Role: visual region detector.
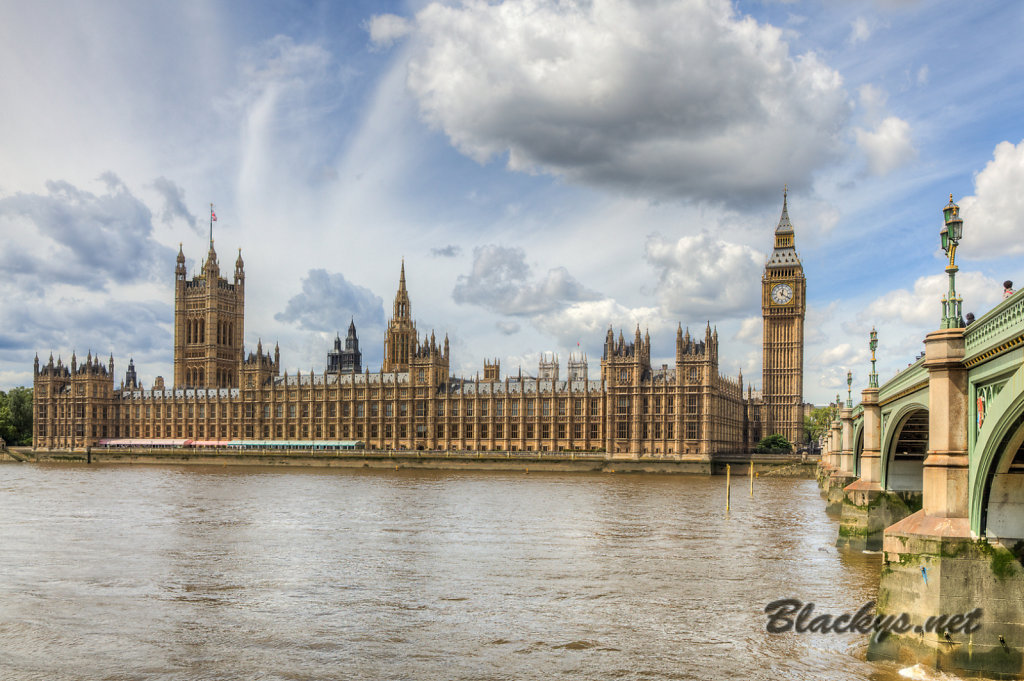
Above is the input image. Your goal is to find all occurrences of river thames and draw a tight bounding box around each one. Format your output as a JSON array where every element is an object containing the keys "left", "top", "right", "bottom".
[{"left": 0, "top": 465, "right": 929, "bottom": 680}]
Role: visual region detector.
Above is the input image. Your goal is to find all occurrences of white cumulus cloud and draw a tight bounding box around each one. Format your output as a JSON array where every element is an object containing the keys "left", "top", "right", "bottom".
[
  {"left": 849, "top": 17, "right": 871, "bottom": 44},
  {"left": 393, "top": 0, "right": 851, "bottom": 205},
  {"left": 367, "top": 14, "right": 414, "bottom": 49},
  {"left": 532, "top": 299, "right": 664, "bottom": 350},
  {"left": 645, "top": 232, "right": 763, "bottom": 318},
  {"left": 864, "top": 271, "right": 1002, "bottom": 327},
  {"left": 452, "top": 244, "right": 600, "bottom": 316},
  {"left": 855, "top": 116, "right": 916, "bottom": 175},
  {"left": 959, "top": 139, "right": 1024, "bottom": 258}
]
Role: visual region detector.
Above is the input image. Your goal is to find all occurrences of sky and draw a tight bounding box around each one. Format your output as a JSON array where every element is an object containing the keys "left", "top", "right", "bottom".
[{"left": 0, "top": 0, "right": 1022, "bottom": 406}]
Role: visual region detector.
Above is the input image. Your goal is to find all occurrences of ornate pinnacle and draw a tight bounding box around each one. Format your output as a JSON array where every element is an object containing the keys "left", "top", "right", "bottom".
[
  {"left": 940, "top": 193, "right": 965, "bottom": 329},
  {"left": 868, "top": 328, "right": 879, "bottom": 388}
]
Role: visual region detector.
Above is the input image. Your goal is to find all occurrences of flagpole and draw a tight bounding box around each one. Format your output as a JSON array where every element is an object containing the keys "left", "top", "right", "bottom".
[{"left": 209, "top": 203, "right": 213, "bottom": 247}]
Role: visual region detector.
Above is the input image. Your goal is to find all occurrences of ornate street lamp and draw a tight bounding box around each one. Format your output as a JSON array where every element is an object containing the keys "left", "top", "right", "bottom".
[
  {"left": 941, "top": 194, "right": 965, "bottom": 328},
  {"left": 846, "top": 370, "right": 853, "bottom": 408},
  {"left": 868, "top": 328, "right": 879, "bottom": 388}
]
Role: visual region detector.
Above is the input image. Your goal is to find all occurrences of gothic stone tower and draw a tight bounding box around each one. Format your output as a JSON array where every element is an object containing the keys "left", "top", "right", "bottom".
[
  {"left": 173, "top": 241, "right": 245, "bottom": 389},
  {"left": 383, "top": 261, "right": 415, "bottom": 373},
  {"left": 327, "top": 319, "right": 362, "bottom": 374},
  {"left": 761, "top": 189, "right": 806, "bottom": 445}
]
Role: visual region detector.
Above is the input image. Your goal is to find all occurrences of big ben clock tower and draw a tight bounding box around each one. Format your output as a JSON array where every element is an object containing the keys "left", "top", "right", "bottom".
[{"left": 762, "top": 187, "right": 806, "bottom": 445}]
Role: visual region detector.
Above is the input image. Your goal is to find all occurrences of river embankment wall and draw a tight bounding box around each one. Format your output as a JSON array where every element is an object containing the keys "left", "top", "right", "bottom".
[{"left": 16, "top": 447, "right": 816, "bottom": 476}]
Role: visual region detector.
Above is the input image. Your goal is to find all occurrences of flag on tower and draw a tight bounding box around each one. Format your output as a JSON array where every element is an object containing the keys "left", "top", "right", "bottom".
[{"left": 211, "top": 208, "right": 217, "bottom": 221}]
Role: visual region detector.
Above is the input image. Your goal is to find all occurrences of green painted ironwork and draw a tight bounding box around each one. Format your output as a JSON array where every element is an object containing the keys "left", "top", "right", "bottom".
[
  {"left": 964, "top": 289, "right": 1024, "bottom": 362},
  {"left": 940, "top": 194, "right": 964, "bottom": 329},
  {"left": 869, "top": 328, "right": 879, "bottom": 388}
]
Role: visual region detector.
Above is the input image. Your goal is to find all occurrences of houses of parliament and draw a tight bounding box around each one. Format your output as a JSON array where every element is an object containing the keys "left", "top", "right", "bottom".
[{"left": 32, "top": 194, "right": 808, "bottom": 457}]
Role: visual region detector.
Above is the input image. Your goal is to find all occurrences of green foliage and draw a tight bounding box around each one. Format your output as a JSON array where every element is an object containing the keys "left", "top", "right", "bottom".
[
  {"left": 755, "top": 434, "right": 792, "bottom": 453},
  {"left": 0, "top": 386, "right": 33, "bottom": 446},
  {"left": 804, "top": 405, "right": 838, "bottom": 441},
  {"left": 977, "top": 539, "right": 1020, "bottom": 580}
]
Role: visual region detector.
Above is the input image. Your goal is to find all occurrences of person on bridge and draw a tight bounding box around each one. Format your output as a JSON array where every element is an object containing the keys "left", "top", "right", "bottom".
[{"left": 1004, "top": 280, "right": 1015, "bottom": 299}]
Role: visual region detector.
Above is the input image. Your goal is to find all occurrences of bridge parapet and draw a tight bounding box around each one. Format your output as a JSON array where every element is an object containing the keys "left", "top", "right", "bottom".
[
  {"left": 964, "top": 288, "right": 1024, "bottom": 365},
  {"left": 878, "top": 356, "right": 927, "bottom": 405}
]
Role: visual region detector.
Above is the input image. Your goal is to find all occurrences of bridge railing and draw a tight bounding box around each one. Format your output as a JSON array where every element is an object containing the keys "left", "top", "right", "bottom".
[{"left": 964, "top": 289, "right": 1024, "bottom": 364}]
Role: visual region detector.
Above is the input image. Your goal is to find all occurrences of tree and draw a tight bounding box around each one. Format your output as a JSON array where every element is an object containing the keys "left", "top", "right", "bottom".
[
  {"left": 755, "top": 434, "right": 792, "bottom": 453},
  {"left": 0, "top": 387, "right": 33, "bottom": 446},
  {"left": 804, "top": 405, "right": 838, "bottom": 442}
]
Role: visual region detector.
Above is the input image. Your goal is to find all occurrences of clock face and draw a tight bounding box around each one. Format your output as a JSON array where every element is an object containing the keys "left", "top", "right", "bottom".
[{"left": 771, "top": 283, "right": 794, "bottom": 305}]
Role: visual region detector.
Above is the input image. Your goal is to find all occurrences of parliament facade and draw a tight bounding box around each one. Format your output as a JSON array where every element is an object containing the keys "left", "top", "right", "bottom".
[{"left": 32, "top": 196, "right": 807, "bottom": 457}]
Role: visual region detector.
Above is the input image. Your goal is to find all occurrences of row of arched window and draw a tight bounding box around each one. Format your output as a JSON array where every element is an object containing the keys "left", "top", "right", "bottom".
[
  {"left": 184, "top": 367, "right": 235, "bottom": 388},
  {"left": 187, "top": 319, "right": 205, "bottom": 344},
  {"left": 186, "top": 319, "right": 235, "bottom": 346}
]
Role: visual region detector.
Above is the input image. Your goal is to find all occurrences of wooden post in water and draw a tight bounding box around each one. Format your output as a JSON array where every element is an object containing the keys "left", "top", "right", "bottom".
[
  {"left": 726, "top": 464, "right": 731, "bottom": 511},
  {"left": 749, "top": 460, "right": 754, "bottom": 496}
]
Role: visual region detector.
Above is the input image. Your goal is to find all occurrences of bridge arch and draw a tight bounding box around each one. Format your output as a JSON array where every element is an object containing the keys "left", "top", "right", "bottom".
[
  {"left": 853, "top": 420, "right": 864, "bottom": 477},
  {"left": 881, "top": 403, "right": 929, "bottom": 492},
  {"left": 972, "top": 364, "right": 1024, "bottom": 540}
]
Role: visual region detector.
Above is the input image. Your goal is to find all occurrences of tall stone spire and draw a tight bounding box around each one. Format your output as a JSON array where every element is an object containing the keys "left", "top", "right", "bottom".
[
  {"left": 176, "top": 243, "right": 186, "bottom": 280},
  {"left": 394, "top": 259, "right": 411, "bottom": 320},
  {"left": 768, "top": 186, "right": 800, "bottom": 267},
  {"left": 384, "top": 262, "right": 415, "bottom": 371},
  {"left": 775, "top": 184, "right": 793, "bottom": 235}
]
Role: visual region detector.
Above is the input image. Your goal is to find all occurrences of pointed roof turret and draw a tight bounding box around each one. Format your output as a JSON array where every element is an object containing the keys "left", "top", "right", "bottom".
[
  {"left": 775, "top": 184, "right": 793, "bottom": 235},
  {"left": 125, "top": 357, "right": 137, "bottom": 388},
  {"left": 768, "top": 185, "right": 801, "bottom": 268},
  {"left": 203, "top": 239, "right": 219, "bottom": 278},
  {"left": 391, "top": 260, "right": 412, "bottom": 321}
]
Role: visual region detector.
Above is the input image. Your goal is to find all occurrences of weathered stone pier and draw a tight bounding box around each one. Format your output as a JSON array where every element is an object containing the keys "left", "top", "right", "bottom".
[{"left": 819, "top": 195, "right": 1024, "bottom": 677}]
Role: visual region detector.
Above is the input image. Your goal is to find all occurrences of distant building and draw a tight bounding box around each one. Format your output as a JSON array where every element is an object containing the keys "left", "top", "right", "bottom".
[
  {"left": 33, "top": 194, "right": 806, "bottom": 456},
  {"left": 327, "top": 320, "right": 362, "bottom": 375}
]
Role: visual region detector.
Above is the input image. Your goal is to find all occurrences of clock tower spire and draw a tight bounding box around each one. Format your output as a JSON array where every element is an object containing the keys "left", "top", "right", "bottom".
[{"left": 761, "top": 186, "right": 806, "bottom": 447}]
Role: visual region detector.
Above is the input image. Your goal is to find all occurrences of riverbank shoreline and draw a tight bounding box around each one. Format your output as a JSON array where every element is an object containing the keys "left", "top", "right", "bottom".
[{"left": 7, "top": 447, "right": 816, "bottom": 477}]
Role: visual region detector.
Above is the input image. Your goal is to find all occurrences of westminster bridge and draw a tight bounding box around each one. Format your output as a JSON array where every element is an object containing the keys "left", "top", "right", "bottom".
[{"left": 818, "top": 196, "right": 1024, "bottom": 676}]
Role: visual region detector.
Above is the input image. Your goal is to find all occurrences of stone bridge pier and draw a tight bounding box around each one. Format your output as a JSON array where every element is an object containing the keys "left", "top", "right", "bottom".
[
  {"left": 832, "top": 195, "right": 1024, "bottom": 677},
  {"left": 820, "top": 413, "right": 857, "bottom": 513},
  {"left": 824, "top": 409, "right": 858, "bottom": 515},
  {"left": 868, "top": 326, "right": 1024, "bottom": 677}
]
